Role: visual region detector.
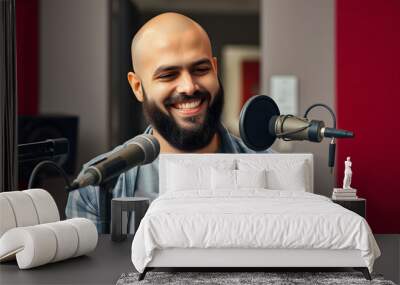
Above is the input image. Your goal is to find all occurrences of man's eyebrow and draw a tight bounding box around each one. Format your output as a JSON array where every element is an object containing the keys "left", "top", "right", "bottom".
[
  {"left": 153, "top": 58, "right": 212, "bottom": 76},
  {"left": 190, "top": 58, "right": 212, "bottom": 67},
  {"left": 153, "top": 65, "right": 180, "bottom": 76}
]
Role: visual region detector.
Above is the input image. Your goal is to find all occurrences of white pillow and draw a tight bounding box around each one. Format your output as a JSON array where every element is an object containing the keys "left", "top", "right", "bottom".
[
  {"left": 211, "top": 168, "right": 236, "bottom": 190},
  {"left": 266, "top": 165, "right": 306, "bottom": 191},
  {"left": 238, "top": 159, "right": 308, "bottom": 191},
  {"left": 211, "top": 169, "right": 267, "bottom": 190},
  {"left": 166, "top": 159, "right": 235, "bottom": 192},
  {"left": 167, "top": 162, "right": 209, "bottom": 191},
  {"left": 236, "top": 169, "right": 267, "bottom": 189}
]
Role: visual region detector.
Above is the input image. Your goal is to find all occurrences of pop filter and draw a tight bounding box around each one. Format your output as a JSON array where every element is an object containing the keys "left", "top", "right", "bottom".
[{"left": 239, "top": 95, "right": 280, "bottom": 151}]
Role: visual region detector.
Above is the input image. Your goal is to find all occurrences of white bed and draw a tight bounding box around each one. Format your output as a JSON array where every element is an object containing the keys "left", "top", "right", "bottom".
[{"left": 131, "top": 154, "right": 380, "bottom": 280}]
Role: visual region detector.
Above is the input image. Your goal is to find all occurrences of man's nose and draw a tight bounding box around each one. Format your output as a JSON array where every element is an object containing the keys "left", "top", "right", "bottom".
[{"left": 176, "top": 72, "right": 197, "bottom": 95}]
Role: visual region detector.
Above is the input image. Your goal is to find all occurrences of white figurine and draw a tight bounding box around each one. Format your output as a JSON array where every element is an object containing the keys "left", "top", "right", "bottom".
[{"left": 343, "top": 157, "right": 353, "bottom": 189}]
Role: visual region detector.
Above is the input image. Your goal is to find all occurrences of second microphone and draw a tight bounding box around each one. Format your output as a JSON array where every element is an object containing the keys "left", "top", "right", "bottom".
[{"left": 68, "top": 134, "right": 160, "bottom": 191}]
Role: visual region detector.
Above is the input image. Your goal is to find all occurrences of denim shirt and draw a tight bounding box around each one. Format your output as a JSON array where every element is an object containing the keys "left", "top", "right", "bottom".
[{"left": 65, "top": 124, "right": 271, "bottom": 233}]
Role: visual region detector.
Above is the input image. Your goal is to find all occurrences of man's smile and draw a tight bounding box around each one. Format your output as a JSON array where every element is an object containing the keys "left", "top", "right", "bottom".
[{"left": 170, "top": 98, "right": 207, "bottom": 117}]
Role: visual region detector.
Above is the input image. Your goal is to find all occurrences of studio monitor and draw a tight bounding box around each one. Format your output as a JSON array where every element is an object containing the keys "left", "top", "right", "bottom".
[{"left": 18, "top": 115, "right": 79, "bottom": 181}]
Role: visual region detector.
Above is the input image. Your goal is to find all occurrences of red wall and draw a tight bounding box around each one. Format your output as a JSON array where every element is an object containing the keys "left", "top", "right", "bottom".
[
  {"left": 336, "top": 0, "right": 400, "bottom": 233},
  {"left": 16, "top": 0, "right": 39, "bottom": 115}
]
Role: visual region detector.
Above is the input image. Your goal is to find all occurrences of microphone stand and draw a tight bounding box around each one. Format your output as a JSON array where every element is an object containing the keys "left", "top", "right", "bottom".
[{"left": 98, "top": 177, "right": 119, "bottom": 234}]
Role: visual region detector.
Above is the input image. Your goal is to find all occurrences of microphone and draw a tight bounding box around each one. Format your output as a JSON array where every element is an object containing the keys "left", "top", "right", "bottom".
[
  {"left": 239, "top": 95, "right": 354, "bottom": 171},
  {"left": 68, "top": 134, "right": 160, "bottom": 191},
  {"left": 239, "top": 95, "right": 354, "bottom": 151},
  {"left": 269, "top": 115, "right": 354, "bottom": 142}
]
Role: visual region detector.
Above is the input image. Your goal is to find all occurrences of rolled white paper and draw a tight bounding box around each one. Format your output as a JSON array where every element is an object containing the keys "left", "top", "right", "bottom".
[
  {"left": 65, "top": 218, "right": 98, "bottom": 257},
  {"left": 23, "top": 189, "right": 60, "bottom": 224},
  {"left": 0, "top": 218, "right": 98, "bottom": 269},
  {"left": 42, "top": 221, "right": 79, "bottom": 262},
  {"left": 0, "top": 192, "right": 39, "bottom": 227},
  {"left": 0, "top": 226, "right": 57, "bottom": 269},
  {"left": 0, "top": 196, "right": 17, "bottom": 238}
]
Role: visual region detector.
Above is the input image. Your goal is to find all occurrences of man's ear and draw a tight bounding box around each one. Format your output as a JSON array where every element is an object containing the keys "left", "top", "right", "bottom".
[
  {"left": 212, "top": 57, "right": 218, "bottom": 74},
  {"left": 127, "top": 72, "right": 144, "bottom": 102}
]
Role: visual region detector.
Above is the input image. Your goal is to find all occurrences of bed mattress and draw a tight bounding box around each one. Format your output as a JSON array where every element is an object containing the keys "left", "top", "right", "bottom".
[{"left": 131, "top": 190, "right": 380, "bottom": 273}]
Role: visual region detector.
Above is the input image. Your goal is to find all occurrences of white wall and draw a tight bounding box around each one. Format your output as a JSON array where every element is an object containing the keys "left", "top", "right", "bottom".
[
  {"left": 40, "top": 0, "right": 110, "bottom": 168},
  {"left": 261, "top": 0, "right": 335, "bottom": 196}
]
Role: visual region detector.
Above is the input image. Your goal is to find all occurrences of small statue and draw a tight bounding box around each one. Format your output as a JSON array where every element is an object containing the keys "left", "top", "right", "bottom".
[{"left": 343, "top": 157, "right": 353, "bottom": 189}]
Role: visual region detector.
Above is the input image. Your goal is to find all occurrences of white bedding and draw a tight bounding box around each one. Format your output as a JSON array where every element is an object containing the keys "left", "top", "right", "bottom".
[{"left": 131, "top": 190, "right": 380, "bottom": 273}]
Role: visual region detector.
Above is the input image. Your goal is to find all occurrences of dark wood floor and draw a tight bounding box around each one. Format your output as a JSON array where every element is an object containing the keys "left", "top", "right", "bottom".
[{"left": 373, "top": 234, "right": 400, "bottom": 284}]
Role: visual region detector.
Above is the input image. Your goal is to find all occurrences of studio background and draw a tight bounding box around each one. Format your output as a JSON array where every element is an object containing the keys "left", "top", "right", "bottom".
[{"left": 15, "top": 0, "right": 400, "bottom": 235}]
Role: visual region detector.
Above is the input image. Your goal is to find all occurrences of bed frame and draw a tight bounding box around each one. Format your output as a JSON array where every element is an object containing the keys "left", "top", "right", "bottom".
[
  {"left": 139, "top": 248, "right": 370, "bottom": 280},
  {"left": 138, "top": 154, "right": 372, "bottom": 281}
]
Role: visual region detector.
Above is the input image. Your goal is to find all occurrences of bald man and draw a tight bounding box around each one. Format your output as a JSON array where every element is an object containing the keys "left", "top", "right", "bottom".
[{"left": 66, "top": 13, "right": 271, "bottom": 233}]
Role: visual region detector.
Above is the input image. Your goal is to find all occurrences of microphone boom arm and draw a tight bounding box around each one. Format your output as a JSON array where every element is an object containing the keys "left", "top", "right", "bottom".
[{"left": 302, "top": 103, "right": 350, "bottom": 171}]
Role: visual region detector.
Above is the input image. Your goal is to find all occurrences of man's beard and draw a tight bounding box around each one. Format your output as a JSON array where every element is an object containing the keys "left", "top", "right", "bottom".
[{"left": 142, "top": 83, "right": 224, "bottom": 151}]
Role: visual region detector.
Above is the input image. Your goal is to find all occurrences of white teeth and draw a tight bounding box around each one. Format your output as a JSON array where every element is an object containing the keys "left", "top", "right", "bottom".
[{"left": 175, "top": 100, "right": 201, "bottom": 110}]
